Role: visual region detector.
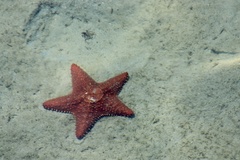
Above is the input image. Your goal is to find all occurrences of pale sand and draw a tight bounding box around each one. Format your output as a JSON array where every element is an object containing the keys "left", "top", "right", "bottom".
[{"left": 0, "top": 0, "right": 240, "bottom": 159}]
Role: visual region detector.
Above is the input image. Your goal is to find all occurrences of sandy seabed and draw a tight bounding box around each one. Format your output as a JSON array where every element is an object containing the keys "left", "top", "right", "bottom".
[{"left": 0, "top": 0, "right": 240, "bottom": 159}]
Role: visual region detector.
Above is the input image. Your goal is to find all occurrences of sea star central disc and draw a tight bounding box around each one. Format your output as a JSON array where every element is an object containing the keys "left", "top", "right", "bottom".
[{"left": 83, "top": 87, "right": 103, "bottom": 103}]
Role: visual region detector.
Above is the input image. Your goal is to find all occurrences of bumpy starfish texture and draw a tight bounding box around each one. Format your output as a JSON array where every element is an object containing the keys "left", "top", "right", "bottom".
[{"left": 43, "top": 63, "right": 134, "bottom": 139}]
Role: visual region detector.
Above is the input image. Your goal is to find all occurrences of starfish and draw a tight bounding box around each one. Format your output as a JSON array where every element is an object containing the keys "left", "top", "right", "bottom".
[{"left": 43, "top": 63, "right": 134, "bottom": 139}]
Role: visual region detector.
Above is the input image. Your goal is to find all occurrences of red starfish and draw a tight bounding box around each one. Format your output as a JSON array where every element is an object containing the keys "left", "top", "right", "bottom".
[{"left": 43, "top": 64, "right": 134, "bottom": 139}]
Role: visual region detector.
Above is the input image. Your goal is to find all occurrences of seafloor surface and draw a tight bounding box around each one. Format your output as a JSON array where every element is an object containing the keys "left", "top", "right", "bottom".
[{"left": 1, "top": 0, "right": 240, "bottom": 159}]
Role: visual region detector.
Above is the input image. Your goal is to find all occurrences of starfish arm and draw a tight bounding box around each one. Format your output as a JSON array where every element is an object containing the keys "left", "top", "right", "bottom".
[
  {"left": 99, "top": 72, "right": 129, "bottom": 95},
  {"left": 100, "top": 95, "right": 134, "bottom": 117},
  {"left": 73, "top": 109, "right": 99, "bottom": 139},
  {"left": 71, "top": 64, "right": 97, "bottom": 94},
  {"left": 43, "top": 94, "right": 79, "bottom": 113}
]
